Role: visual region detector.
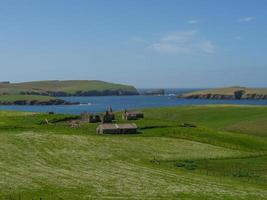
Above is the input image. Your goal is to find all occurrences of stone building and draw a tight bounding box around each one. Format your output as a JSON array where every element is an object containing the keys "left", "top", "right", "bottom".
[
  {"left": 96, "top": 123, "right": 138, "bottom": 134},
  {"left": 122, "top": 110, "right": 144, "bottom": 120},
  {"left": 81, "top": 112, "right": 101, "bottom": 123}
]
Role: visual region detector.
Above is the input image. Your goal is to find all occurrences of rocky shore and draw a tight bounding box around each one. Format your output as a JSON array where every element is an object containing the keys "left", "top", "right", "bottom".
[
  {"left": 178, "top": 93, "right": 267, "bottom": 100},
  {"left": 178, "top": 87, "right": 267, "bottom": 100},
  {"left": 0, "top": 99, "right": 79, "bottom": 106},
  {"left": 20, "top": 89, "right": 139, "bottom": 97}
]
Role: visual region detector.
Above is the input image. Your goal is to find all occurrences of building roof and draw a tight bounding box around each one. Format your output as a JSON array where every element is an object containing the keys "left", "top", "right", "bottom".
[
  {"left": 116, "top": 123, "right": 138, "bottom": 129},
  {"left": 98, "top": 123, "right": 137, "bottom": 130}
]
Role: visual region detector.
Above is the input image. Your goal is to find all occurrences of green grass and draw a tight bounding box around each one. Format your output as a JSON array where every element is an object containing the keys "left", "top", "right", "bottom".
[
  {"left": 225, "top": 118, "right": 267, "bottom": 137},
  {"left": 0, "top": 105, "right": 267, "bottom": 199},
  {"left": 0, "top": 80, "right": 138, "bottom": 95}
]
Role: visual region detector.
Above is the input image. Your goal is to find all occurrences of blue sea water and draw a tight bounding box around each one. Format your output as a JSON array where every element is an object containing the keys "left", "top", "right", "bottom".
[{"left": 0, "top": 89, "right": 266, "bottom": 114}]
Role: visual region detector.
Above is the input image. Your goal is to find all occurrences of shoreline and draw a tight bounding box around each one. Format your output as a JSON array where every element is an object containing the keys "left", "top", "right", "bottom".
[{"left": 0, "top": 99, "right": 80, "bottom": 106}]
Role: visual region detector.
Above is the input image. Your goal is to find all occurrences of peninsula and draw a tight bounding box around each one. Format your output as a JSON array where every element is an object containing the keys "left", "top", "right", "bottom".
[
  {"left": 178, "top": 87, "right": 267, "bottom": 100},
  {"left": 0, "top": 80, "right": 138, "bottom": 105},
  {"left": 0, "top": 80, "right": 138, "bottom": 96},
  {"left": 0, "top": 95, "right": 79, "bottom": 105}
]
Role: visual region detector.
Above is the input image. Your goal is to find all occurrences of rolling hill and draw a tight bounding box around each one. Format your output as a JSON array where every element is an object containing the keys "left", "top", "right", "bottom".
[
  {"left": 0, "top": 80, "right": 139, "bottom": 96},
  {"left": 178, "top": 87, "right": 267, "bottom": 100}
]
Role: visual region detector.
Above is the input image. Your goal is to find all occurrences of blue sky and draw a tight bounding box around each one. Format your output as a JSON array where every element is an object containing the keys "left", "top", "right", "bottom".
[{"left": 0, "top": 0, "right": 266, "bottom": 88}]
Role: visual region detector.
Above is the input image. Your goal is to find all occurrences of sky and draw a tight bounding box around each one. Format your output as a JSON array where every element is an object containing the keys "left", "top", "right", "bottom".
[{"left": 0, "top": 0, "right": 266, "bottom": 88}]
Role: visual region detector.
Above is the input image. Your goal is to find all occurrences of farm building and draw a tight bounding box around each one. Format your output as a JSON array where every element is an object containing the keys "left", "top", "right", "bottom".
[
  {"left": 96, "top": 123, "right": 138, "bottom": 134},
  {"left": 101, "top": 111, "right": 114, "bottom": 123},
  {"left": 122, "top": 110, "right": 144, "bottom": 120},
  {"left": 81, "top": 112, "right": 101, "bottom": 123}
]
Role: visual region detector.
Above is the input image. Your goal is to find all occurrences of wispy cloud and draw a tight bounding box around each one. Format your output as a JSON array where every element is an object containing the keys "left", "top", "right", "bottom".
[
  {"left": 237, "top": 16, "right": 255, "bottom": 22},
  {"left": 131, "top": 37, "right": 147, "bottom": 43},
  {"left": 149, "top": 30, "right": 215, "bottom": 54},
  {"left": 188, "top": 20, "right": 198, "bottom": 24}
]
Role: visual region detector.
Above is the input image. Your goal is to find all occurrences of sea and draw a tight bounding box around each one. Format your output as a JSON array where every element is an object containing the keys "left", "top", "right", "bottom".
[{"left": 0, "top": 88, "right": 266, "bottom": 114}]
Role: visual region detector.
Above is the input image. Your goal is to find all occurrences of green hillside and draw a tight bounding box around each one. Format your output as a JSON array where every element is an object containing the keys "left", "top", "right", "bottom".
[
  {"left": 0, "top": 105, "right": 267, "bottom": 199},
  {"left": 0, "top": 80, "right": 139, "bottom": 96},
  {"left": 179, "top": 87, "right": 267, "bottom": 100}
]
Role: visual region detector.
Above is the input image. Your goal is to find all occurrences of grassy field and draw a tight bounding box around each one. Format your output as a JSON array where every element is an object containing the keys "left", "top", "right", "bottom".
[
  {"left": 0, "top": 105, "right": 267, "bottom": 199},
  {"left": 0, "top": 80, "right": 138, "bottom": 96}
]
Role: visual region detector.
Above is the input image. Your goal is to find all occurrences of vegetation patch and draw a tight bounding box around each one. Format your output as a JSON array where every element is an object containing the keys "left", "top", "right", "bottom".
[
  {"left": 0, "top": 105, "right": 267, "bottom": 199},
  {"left": 193, "top": 156, "right": 267, "bottom": 183},
  {"left": 175, "top": 160, "right": 198, "bottom": 170},
  {"left": 225, "top": 118, "right": 267, "bottom": 137}
]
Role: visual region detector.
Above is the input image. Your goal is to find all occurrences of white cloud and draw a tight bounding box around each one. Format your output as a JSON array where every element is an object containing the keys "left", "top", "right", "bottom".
[
  {"left": 197, "top": 40, "right": 215, "bottom": 53},
  {"left": 151, "top": 42, "right": 188, "bottom": 54},
  {"left": 131, "top": 37, "right": 147, "bottom": 43},
  {"left": 188, "top": 20, "right": 198, "bottom": 24},
  {"left": 237, "top": 16, "right": 255, "bottom": 22},
  {"left": 149, "top": 30, "right": 215, "bottom": 54}
]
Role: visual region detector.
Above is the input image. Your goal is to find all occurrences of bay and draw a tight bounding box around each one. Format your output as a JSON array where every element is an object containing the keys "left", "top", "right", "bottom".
[{"left": 0, "top": 88, "right": 266, "bottom": 114}]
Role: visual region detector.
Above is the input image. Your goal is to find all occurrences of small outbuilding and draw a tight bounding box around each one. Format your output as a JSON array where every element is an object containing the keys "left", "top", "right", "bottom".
[
  {"left": 122, "top": 110, "right": 144, "bottom": 120},
  {"left": 81, "top": 112, "right": 101, "bottom": 123},
  {"left": 96, "top": 123, "right": 138, "bottom": 134}
]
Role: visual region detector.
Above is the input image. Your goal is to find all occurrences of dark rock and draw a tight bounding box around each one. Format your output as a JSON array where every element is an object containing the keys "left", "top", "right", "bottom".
[{"left": 0, "top": 99, "right": 79, "bottom": 106}]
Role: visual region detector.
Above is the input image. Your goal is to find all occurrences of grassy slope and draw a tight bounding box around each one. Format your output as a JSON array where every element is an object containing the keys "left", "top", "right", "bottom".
[
  {"left": 0, "top": 106, "right": 267, "bottom": 199},
  {"left": 181, "top": 86, "right": 267, "bottom": 96},
  {"left": 0, "top": 80, "right": 137, "bottom": 95}
]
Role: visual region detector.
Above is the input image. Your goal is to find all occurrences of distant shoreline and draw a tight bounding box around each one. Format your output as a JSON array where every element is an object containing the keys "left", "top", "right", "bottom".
[
  {"left": 178, "top": 87, "right": 267, "bottom": 100},
  {"left": 0, "top": 99, "right": 79, "bottom": 106}
]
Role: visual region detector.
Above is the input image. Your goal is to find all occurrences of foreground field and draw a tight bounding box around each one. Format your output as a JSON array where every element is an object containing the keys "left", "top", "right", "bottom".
[{"left": 0, "top": 105, "right": 267, "bottom": 199}]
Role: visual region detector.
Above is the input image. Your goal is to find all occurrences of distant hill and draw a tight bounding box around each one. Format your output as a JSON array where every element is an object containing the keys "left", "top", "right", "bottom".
[
  {"left": 178, "top": 87, "right": 267, "bottom": 100},
  {"left": 0, "top": 80, "right": 139, "bottom": 96}
]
